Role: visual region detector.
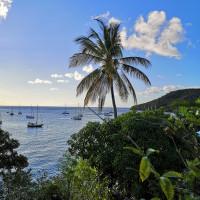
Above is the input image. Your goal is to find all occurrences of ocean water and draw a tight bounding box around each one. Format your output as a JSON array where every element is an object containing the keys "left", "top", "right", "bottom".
[{"left": 0, "top": 106, "right": 129, "bottom": 176}]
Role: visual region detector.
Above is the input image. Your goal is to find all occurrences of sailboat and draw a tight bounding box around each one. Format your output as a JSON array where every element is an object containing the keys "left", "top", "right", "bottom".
[
  {"left": 26, "top": 105, "right": 34, "bottom": 119},
  {"left": 27, "top": 106, "right": 43, "bottom": 127},
  {"left": 71, "top": 104, "right": 82, "bottom": 120},
  {"left": 77, "top": 103, "right": 83, "bottom": 117},
  {"left": 0, "top": 111, "right": 2, "bottom": 124},
  {"left": 18, "top": 105, "right": 22, "bottom": 114},
  {"left": 9, "top": 106, "right": 14, "bottom": 115},
  {"left": 62, "top": 104, "right": 69, "bottom": 114}
]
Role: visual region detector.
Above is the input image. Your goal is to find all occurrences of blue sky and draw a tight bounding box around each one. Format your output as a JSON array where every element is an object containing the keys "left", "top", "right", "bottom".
[{"left": 0, "top": 0, "right": 199, "bottom": 107}]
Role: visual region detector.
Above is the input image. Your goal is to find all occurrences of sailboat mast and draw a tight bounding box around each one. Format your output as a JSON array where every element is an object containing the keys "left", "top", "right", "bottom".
[{"left": 36, "top": 106, "right": 38, "bottom": 124}]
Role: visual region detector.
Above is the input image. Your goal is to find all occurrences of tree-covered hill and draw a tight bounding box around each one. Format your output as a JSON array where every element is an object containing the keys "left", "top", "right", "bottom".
[{"left": 134, "top": 88, "right": 200, "bottom": 112}]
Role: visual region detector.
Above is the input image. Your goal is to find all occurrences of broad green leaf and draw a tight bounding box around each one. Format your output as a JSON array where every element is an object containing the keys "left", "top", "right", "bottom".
[
  {"left": 151, "top": 198, "right": 161, "bottom": 200},
  {"left": 139, "top": 157, "right": 151, "bottom": 182},
  {"left": 123, "top": 146, "right": 143, "bottom": 157},
  {"left": 146, "top": 148, "right": 159, "bottom": 157},
  {"left": 160, "top": 177, "right": 174, "bottom": 200},
  {"left": 163, "top": 171, "right": 182, "bottom": 178},
  {"left": 150, "top": 168, "right": 160, "bottom": 178}
]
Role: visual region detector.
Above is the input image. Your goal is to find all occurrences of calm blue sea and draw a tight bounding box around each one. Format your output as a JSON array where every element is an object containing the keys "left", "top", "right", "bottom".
[{"left": 0, "top": 106, "right": 129, "bottom": 176}]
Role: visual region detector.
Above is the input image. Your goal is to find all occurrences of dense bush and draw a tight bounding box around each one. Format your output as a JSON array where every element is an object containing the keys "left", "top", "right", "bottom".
[{"left": 67, "top": 108, "right": 193, "bottom": 199}]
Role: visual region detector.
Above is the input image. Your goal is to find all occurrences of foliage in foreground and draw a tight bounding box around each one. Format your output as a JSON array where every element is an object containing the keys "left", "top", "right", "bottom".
[{"left": 67, "top": 107, "right": 195, "bottom": 199}]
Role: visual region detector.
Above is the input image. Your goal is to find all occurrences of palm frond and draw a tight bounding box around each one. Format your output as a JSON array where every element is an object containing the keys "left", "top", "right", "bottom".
[
  {"left": 84, "top": 74, "right": 110, "bottom": 107},
  {"left": 122, "top": 64, "right": 151, "bottom": 86},
  {"left": 76, "top": 69, "right": 101, "bottom": 96},
  {"left": 69, "top": 53, "right": 103, "bottom": 68},
  {"left": 121, "top": 71, "right": 137, "bottom": 104},
  {"left": 74, "top": 36, "right": 104, "bottom": 57},
  {"left": 88, "top": 28, "right": 107, "bottom": 53},
  {"left": 120, "top": 57, "right": 151, "bottom": 68},
  {"left": 114, "top": 72, "right": 129, "bottom": 102}
]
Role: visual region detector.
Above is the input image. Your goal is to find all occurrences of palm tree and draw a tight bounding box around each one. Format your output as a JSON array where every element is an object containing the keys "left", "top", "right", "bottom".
[{"left": 69, "top": 19, "right": 151, "bottom": 118}]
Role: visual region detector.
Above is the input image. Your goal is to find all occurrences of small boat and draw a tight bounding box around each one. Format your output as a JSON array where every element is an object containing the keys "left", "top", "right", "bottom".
[
  {"left": 26, "top": 105, "right": 34, "bottom": 119},
  {"left": 27, "top": 122, "right": 43, "bottom": 127},
  {"left": 71, "top": 103, "right": 82, "bottom": 120},
  {"left": 0, "top": 111, "right": 2, "bottom": 124},
  {"left": 62, "top": 104, "right": 69, "bottom": 114},
  {"left": 18, "top": 105, "right": 22, "bottom": 114},
  {"left": 71, "top": 115, "right": 82, "bottom": 120},
  {"left": 104, "top": 112, "right": 112, "bottom": 117},
  {"left": 27, "top": 106, "right": 43, "bottom": 128},
  {"left": 9, "top": 107, "right": 14, "bottom": 115}
]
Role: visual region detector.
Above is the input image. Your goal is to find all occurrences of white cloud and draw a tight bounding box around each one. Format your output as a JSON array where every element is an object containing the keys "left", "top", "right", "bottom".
[
  {"left": 57, "top": 80, "right": 69, "bottom": 83},
  {"left": 74, "top": 71, "right": 84, "bottom": 80},
  {"left": 157, "top": 75, "right": 164, "bottom": 79},
  {"left": 121, "top": 11, "right": 184, "bottom": 58},
  {"left": 65, "top": 71, "right": 84, "bottom": 81},
  {"left": 163, "top": 85, "right": 184, "bottom": 93},
  {"left": 139, "top": 87, "right": 163, "bottom": 95},
  {"left": 82, "top": 64, "right": 93, "bottom": 73},
  {"left": 176, "top": 73, "right": 181, "bottom": 77},
  {"left": 65, "top": 73, "right": 73, "bottom": 78},
  {"left": 185, "top": 22, "right": 192, "bottom": 27},
  {"left": 92, "top": 11, "right": 110, "bottom": 20},
  {"left": 51, "top": 74, "right": 63, "bottom": 78},
  {"left": 0, "top": 0, "right": 12, "bottom": 21},
  {"left": 50, "top": 88, "right": 59, "bottom": 91},
  {"left": 109, "top": 17, "right": 121, "bottom": 24},
  {"left": 139, "top": 84, "right": 185, "bottom": 95},
  {"left": 28, "top": 78, "right": 52, "bottom": 84}
]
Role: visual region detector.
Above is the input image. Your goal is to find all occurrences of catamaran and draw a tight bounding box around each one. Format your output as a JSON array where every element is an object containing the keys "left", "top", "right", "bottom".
[{"left": 27, "top": 106, "right": 43, "bottom": 128}]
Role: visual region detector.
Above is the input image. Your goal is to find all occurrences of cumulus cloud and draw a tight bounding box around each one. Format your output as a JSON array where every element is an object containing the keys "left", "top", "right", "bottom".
[
  {"left": 28, "top": 78, "right": 52, "bottom": 84},
  {"left": 92, "top": 11, "right": 110, "bottom": 20},
  {"left": 74, "top": 71, "right": 84, "bottom": 80},
  {"left": 57, "top": 80, "right": 69, "bottom": 83},
  {"left": 0, "top": 0, "right": 12, "bottom": 21},
  {"left": 139, "top": 87, "right": 163, "bottom": 95},
  {"left": 121, "top": 11, "right": 184, "bottom": 58},
  {"left": 51, "top": 74, "right": 63, "bottom": 78},
  {"left": 82, "top": 64, "right": 93, "bottom": 73},
  {"left": 65, "top": 71, "right": 84, "bottom": 81},
  {"left": 50, "top": 88, "right": 59, "bottom": 91},
  {"left": 139, "top": 84, "right": 185, "bottom": 95},
  {"left": 65, "top": 73, "right": 73, "bottom": 78},
  {"left": 109, "top": 17, "right": 121, "bottom": 24}
]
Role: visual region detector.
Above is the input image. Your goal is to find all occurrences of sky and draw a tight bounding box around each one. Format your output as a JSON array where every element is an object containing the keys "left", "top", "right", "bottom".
[{"left": 0, "top": 0, "right": 199, "bottom": 107}]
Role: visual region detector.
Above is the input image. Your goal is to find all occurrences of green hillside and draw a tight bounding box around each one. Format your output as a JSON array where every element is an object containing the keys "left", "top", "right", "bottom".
[{"left": 134, "top": 88, "right": 200, "bottom": 112}]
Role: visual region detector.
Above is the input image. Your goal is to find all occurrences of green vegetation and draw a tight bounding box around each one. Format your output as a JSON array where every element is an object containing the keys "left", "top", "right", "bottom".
[
  {"left": 1, "top": 98, "right": 200, "bottom": 199},
  {"left": 134, "top": 88, "right": 200, "bottom": 112},
  {"left": 69, "top": 19, "right": 151, "bottom": 118},
  {"left": 0, "top": 129, "right": 28, "bottom": 174}
]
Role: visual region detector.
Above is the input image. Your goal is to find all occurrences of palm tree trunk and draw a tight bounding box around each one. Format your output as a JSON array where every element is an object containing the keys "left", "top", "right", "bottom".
[{"left": 111, "top": 81, "right": 117, "bottom": 118}]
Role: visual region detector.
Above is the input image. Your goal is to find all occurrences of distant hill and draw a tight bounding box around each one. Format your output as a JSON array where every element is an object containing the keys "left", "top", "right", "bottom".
[{"left": 134, "top": 88, "right": 200, "bottom": 112}]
